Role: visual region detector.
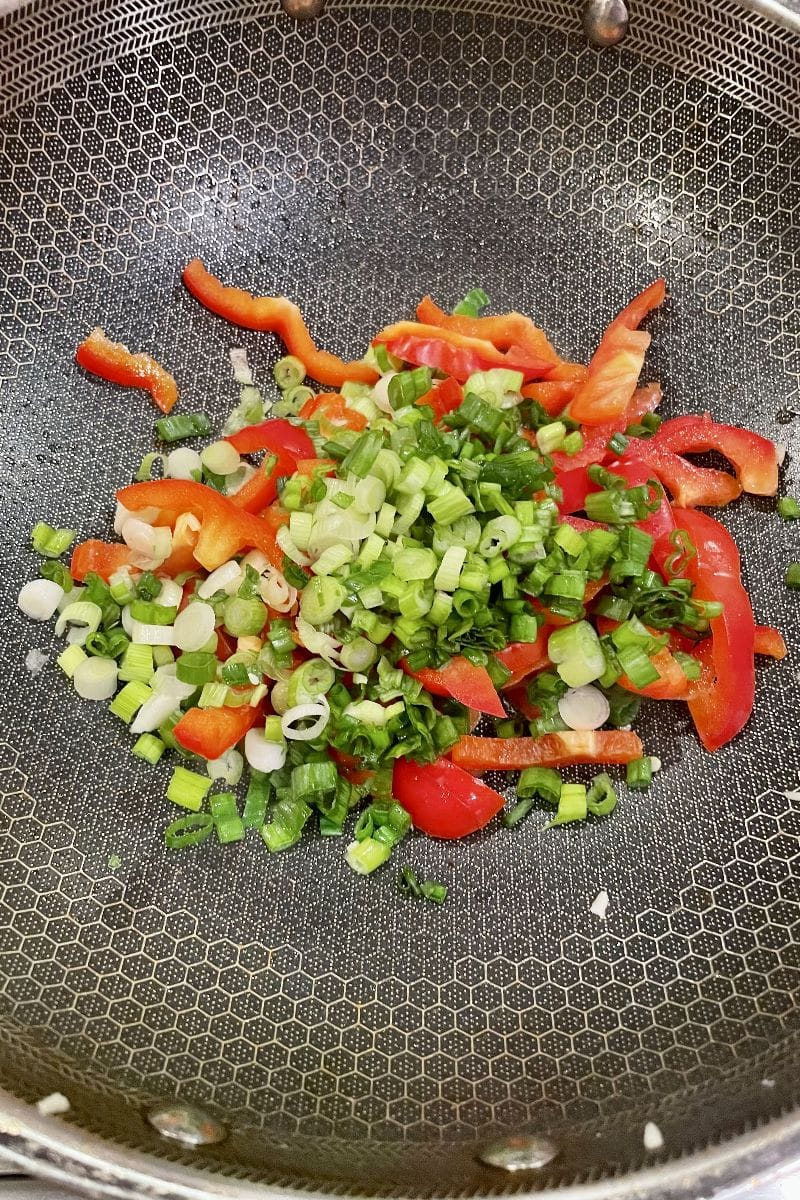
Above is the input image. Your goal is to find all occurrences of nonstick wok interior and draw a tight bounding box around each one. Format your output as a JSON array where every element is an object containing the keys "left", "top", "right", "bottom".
[{"left": 0, "top": 0, "right": 799, "bottom": 1194}]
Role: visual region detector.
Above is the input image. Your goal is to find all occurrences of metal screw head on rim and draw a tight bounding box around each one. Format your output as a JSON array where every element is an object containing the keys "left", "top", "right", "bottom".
[
  {"left": 478, "top": 1134, "right": 560, "bottom": 1171},
  {"left": 582, "top": 0, "right": 629, "bottom": 45},
  {"left": 147, "top": 1103, "right": 228, "bottom": 1148}
]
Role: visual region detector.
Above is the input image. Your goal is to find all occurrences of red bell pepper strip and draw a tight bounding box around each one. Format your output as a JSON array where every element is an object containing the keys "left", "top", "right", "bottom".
[
  {"left": 672, "top": 507, "right": 756, "bottom": 751},
  {"left": 754, "top": 625, "right": 787, "bottom": 659},
  {"left": 450, "top": 730, "right": 644, "bottom": 771},
  {"left": 402, "top": 655, "right": 506, "bottom": 718},
  {"left": 494, "top": 629, "right": 551, "bottom": 688},
  {"left": 391, "top": 756, "right": 505, "bottom": 839},
  {"left": 415, "top": 295, "right": 562, "bottom": 365},
  {"left": 626, "top": 439, "right": 742, "bottom": 508},
  {"left": 521, "top": 380, "right": 578, "bottom": 415},
  {"left": 652, "top": 414, "right": 779, "bottom": 496},
  {"left": 373, "top": 321, "right": 554, "bottom": 383},
  {"left": 226, "top": 417, "right": 315, "bottom": 459},
  {"left": 224, "top": 420, "right": 315, "bottom": 513},
  {"left": 75, "top": 327, "right": 178, "bottom": 414},
  {"left": 530, "top": 576, "right": 607, "bottom": 628},
  {"left": 117, "top": 479, "right": 291, "bottom": 571},
  {"left": 182, "top": 259, "right": 378, "bottom": 389},
  {"left": 173, "top": 704, "right": 261, "bottom": 760},
  {"left": 70, "top": 539, "right": 138, "bottom": 583},
  {"left": 569, "top": 280, "right": 666, "bottom": 425},
  {"left": 595, "top": 616, "right": 689, "bottom": 700},
  {"left": 546, "top": 383, "right": 663, "bottom": 473},
  {"left": 417, "top": 376, "right": 464, "bottom": 422},
  {"left": 298, "top": 392, "right": 367, "bottom": 433}
]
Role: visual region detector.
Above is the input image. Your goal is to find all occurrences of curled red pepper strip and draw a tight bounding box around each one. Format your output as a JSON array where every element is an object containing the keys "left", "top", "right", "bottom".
[
  {"left": 753, "top": 625, "right": 787, "bottom": 659},
  {"left": 373, "top": 321, "right": 554, "bottom": 383},
  {"left": 569, "top": 280, "right": 666, "bottom": 426},
  {"left": 415, "top": 295, "right": 561, "bottom": 365},
  {"left": 75, "top": 327, "right": 178, "bottom": 414},
  {"left": 183, "top": 259, "right": 378, "bottom": 389},
  {"left": 652, "top": 414, "right": 779, "bottom": 496}
]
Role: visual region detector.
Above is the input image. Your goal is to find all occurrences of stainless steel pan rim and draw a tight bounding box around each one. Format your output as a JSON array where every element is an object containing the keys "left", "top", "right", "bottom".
[
  {"left": 1, "top": 0, "right": 799, "bottom": 1196},
  {"left": 2, "top": 1086, "right": 800, "bottom": 1200}
]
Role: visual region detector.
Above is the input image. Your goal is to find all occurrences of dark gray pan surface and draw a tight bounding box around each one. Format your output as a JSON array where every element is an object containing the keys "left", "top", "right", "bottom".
[{"left": 0, "top": 0, "right": 799, "bottom": 1193}]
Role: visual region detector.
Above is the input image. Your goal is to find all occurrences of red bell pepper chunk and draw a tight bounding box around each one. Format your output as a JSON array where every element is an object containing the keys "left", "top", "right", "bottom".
[
  {"left": 117, "top": 479, "right": 291, "bottom": 571},
  {"left": 653, "top": 414, "right": 779, "bottom": 496},
  {"left": 450, "top": 730, "right": 644, "bottom": 771},
  {"left": 548, "top": 383, "right": 663, "bottom": 473},
  {"left": 569, "top": 280, "right": 666, "bottom": 425},
  {"left": 671, "top": 507, "right": 756, "bottom": 751},
  {"left": 402, "top": 655, "right": 506, "bottom": 718},
  {"left": 494, "top": 629, "right": 551, "bottom": 688},
  {"left": 70, "top": 539, "right": 138, "bottom": 583},
  {"left": 173, "top": 705, "right": 261, "bottom": 760},
  {"left": 627, "top": 439, "right": 742, "bottom": 508},
  {"left": 416, "top": 376, "right": 464, "bottom": 422},
  {"left": 75, "top": 327, "right": 178, "bottom": 414},
  {"left": 391, "top": 756, "right": 505, "bottom": 839},
  {"left": 415, "top": 295, "right": 562, "bottom": 365},
  {"left": 521, "top": 380, "right": 579, "bottom": 416},
  {"left": 183, "top": 259, "right": 378, "bottom": 389},
  {"left": 298, "top": 392, "right": 367, "bottom": 433},
  {"left": 754, "top": 625, "right": 787, "bottom": 659},
  {"left": 595, "top": 616, "right": 689, "bottom": 700},
  {"left": 224, "top": 418, "right": 316, "bottom": 513},
  {"left": 373, "top": 321, "right": 554, "bottom": 383}
]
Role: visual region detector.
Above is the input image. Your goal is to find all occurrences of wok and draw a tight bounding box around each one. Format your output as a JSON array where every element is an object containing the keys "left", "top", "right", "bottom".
[{"left": 0, "top": 0, "right": 799, "bottom": 1196}]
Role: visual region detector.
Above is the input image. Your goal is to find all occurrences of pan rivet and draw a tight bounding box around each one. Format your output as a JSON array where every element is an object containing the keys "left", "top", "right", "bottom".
[
  {"left": 280, "top": 0, "right": 325, "bottom": 17},
  {"left": 147, "top": 1102, "right": 227, "bottom": 1147},
  {"left": 582, "top": 0, "right": 629, "bottom": 46},
  {"left": 478, "top": 1134, "right": 559, "bottom": 1171}
]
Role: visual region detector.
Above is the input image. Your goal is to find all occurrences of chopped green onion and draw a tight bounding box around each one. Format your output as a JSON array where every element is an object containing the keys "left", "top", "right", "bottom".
[
  {"left": 341, "top": 430, "right": 383, "bottom": 478},
  {"left": 453, "top": 287, "right": 490, "bottom": 316},
  {"left": 346, "top": 836, "right": 391, "bottom": 875},
  {"left": 517, "top": 766, "right": 562, "bottom": 807},
  {"left": 223, "top": 595, "right": 267, "bottom": 637},
  {"left": 547, "top": 781, "right": 588, "bottom": 827},
  {"left": 31, "top": 522, "right": 76, "bottom": 558},
  {"left": 777, "top": 496, "right": 800, "bottom": 520},
  {"left": 132, "top": 733, "right": 165, "bottom": 764},
  {"left": 536, "top": 421, "right": 567, "bottom": 454},
  {"left": 502, "top": 797, "right": 535, "bottom": 827},
  {"left": 388, "top": 367, "right": 432, "bottom": 409},
  {"left": 291, "top": 760, "right": 338, "bottom": 802},
  {"left": 548, "top": 621, "right": 605, "bottom": 687},
  {"left": 586, "top": 772, "right": 618, "bottom": 816},
  {"left": 129, "top": 599, "right": 177, "bottom": 626},
  {"left": 135, "top": 572, "right": 162, "bottom": 601},
  {"left": 626, "top": 756, "right": 653, "bottom": 790},
  {"left": 300, "top": 576, "right": 345, "bottom": 625},
  {"left": 166, "top": 766, "right": 213, "bottom": 812},
  {"left": 136, "top": 452, "right": 162, "bottom": 482},
  {"left": 553, "top": 523, "right": 587, "bottom": 558},
  {"left": 39, "top": 560, "right": 74, "bottom": 592},
  {"left": 273, "top": 355, "right": 306, "bottom": 390},
  {"left": 210, "top": 792, "right": 245, "bottom": 844},
  {"left": 561, "top": 430, "right": 584, "bottom": 457},
  {"left": 243, "top": 770, "right": 271, "bottom": 828},
  {"left": 606, "top": 432, "right": 629, "bottom": 457},
  {"left": 785, "top": 562, "right": 800, "bottom": 590},
  {"left": 57, "top": 643, "right": 87, "bottom": 679},
  {"left": 420, "top": 880, "right": 448, "bottom": 903},
  {"left": 154, "top": 412, "right": 211, "bottom": 442},
  {"left": 164, "top": 813, "right": 214, "bottom": 849},
  {"left": 287, "top": 658, "right": 336, "bottom": 706},
  {"left": 176, "top": 651, "right": 218, "bottom": 686},
  {"left": 674, "top": 650, "right": 702, "bottom": 680},
  {"left": 398, "top": 865, "right": 423, "bottom": 897},
  {"left": 261, "top": 797, "right": 311, "bottom": 852},
  {"left": 109, "top": 680, "right": 152, "bottom": 724}
]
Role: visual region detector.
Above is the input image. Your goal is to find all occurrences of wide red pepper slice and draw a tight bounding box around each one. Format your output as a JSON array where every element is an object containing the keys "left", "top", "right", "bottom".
[
  {"left": 392, "top": 756, "right": 505, "bottom": 839},
  {"left": 494, "top": 629, "right": 551, "bottom": 688},
  {"left": 183, "top": 259, "right": 378, "bottom": 388},
  {"left": 569, "top": 280, "right": 666, "bottom": 425},
  {"left": 117, "top": 479, "right": 291, "bottom": 571},
  {"left": 225, "top": 418, "right": 316, "bottom": 512},
  {"left": 402, "top": 655, "right": 506, "bottom": 718},
  {"left": 672, "top": 507, "right": 756, "bottom": 752},
  {"left": 450, "top": 730, "right": 644, "bottom": 771},
  {"left": 653, "top": 414, "right": 778, "bottom": 496},
  {"left": 173, "top": 705, "right": 261, "bottom": 760},
  {"left": 373, "top": 321, "right": 554, "bottom": 383},
  {"left": 416, "top": 376, "right": 464, "bottom": 422},
  {"left": 76, "top": 327, "right": 178, "bottom": 414},
  {"left": 71, "top": 539, "right": 138, "bottom": 583}
]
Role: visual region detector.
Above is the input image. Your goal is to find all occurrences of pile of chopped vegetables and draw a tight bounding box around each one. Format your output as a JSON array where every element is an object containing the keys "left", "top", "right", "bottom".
[{"left": 18, "top": 262, "right": 794, "bottom": 894}]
